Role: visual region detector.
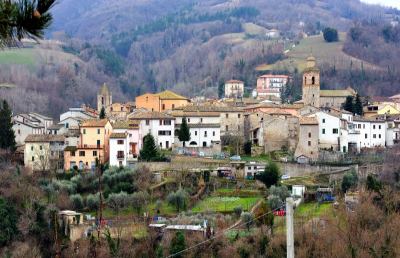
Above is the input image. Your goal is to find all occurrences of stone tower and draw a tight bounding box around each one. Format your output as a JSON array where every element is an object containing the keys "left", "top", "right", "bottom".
[
  {"left": 302, "top": 56, "right": 320, "bottom": 108},
  {"left": 97, "top": 83, "right": 112, "bottom": 112}
]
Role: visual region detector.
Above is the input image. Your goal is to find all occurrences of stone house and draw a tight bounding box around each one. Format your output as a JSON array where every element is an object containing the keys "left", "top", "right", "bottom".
[
  {"left": 224, "top": 80, "right": 244, "bottom": 99},
  {"left": 294, "top": 117, "right": 319, "bottom": 163},
  {"left": 135, "top": 90, "right": 190, "bottom": 112}
]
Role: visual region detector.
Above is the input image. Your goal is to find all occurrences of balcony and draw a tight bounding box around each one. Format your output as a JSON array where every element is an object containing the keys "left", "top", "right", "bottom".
[{"left": 117, "top": 154, "right": 125, "bottom": 160}]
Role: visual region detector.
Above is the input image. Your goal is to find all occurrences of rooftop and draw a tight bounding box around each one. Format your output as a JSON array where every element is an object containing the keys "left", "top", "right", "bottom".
[
  {"left": 80, "top": 119, "right": 109, "bottom": 127},
  {"left": 99, "top": 83, "right": 110, "bottom": 95},
  {"left": 299, "top": 117, "right": 318, "bottom": 125},
  {"left": 25, "top": 134, "right": 65, "bottom": 143},
  {"left": 110, "top": 133, "right": 127, "bottom": 139},
  {"left": 155, "top": 90, "right": 189, "bottom": 100},
  {"left": 112, "top": 120, "right": 139, "bottom": 129},
  {"left": 128, "top": 110, "right": 174, "bottom": 120},
  {"left": 225, "top": 79, "right": 244, "bottom": 83}
]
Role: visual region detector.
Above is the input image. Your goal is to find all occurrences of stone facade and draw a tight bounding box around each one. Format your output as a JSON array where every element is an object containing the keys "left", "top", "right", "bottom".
[
  {"left": 302, "top": 56, "right": 320, "bottom": 108},
  {"left": 294, "top": 117, "right": 319, "bottom": 162},
  {"left": 97, "top": 83, "right": 112, "bottom": 113}
]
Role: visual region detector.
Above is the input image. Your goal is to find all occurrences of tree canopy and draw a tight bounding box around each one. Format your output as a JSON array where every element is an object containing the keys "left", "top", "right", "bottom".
[
  {"left": 256, "top": 161, "right": 281, "bottom": 188},
  {"left": 0, "top": 198, "right": 18, "bottom": 247},
  {"left": 0, "top": 100, "right": 16, "bottom": 151},
  {"left": 178, "top": 117, "right": 190, "bottom": 147},
  {"left": 99, "top": 107, "right": 106, "bottom": 119},
  {"left": 0, "top": 0, "right": 56, "bottom": 46},
  {"left": 323, "top": 27, "right": 339, "bottom": 42},
  {"left": 139, "top": 133, "right": 159, "bottom": 161},
  {"left": 169, "top": 231, "right": 186, "bottom": 258}
]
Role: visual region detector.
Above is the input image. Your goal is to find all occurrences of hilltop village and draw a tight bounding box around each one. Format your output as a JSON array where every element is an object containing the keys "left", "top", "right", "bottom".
[{"left": 14, "top": 56, "right": 399, "bottom": 172}]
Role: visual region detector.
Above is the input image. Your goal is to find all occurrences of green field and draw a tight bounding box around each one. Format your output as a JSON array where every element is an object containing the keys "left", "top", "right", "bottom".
[
  {"left": 295, "top": 202, "right": 333, "bottom": 219},
  {"left": 192, "top": 196, "right": 260, "bottom": 213},
  {"left": 256, "top": 33, "right": 380, "bottom": 72},
  {"left": 0, "top": 48, "right": 37, "bottom": 68}
]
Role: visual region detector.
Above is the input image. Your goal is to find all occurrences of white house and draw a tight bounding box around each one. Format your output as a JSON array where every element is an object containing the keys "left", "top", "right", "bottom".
[
  {"left": 224, "top": 80, "right": 244, "bottom": 99},
  {"left": 308, "top": 111, "right": 342, "bottom": 151},
  {"left": 172, "top": 110, "right": 221, "bottom": 150},
  {"left": 128, "top": 110, "right": 175, "bottom": 150},
  {"left": 244, "top": 162, "right": 266, "bottom": 178},
  {"left": 109, "top": 121, "right": 140, "bottom": 167},
  {"left": 109, "top": 133, "right": 129, "bottom": 167},
  {"left": 349, "top": 117, "right": 386, "bottom": 152},
  {"left": 13, "top": 113, "right": 52, "bottom": 144},
  {"left": 59, "top": 107, "right": 97, "bottom": 130}
]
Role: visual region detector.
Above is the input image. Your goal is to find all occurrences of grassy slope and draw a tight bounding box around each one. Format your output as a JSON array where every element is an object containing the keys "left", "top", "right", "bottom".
[
  {"left": 0, "top": 48, "right": 37, "bottom": 68},
  {"left": 256, "top": 32, "right": 380, "bottom": 72},
  {"left": 192, "top": 196, "right": 260, "bottom": 213}
]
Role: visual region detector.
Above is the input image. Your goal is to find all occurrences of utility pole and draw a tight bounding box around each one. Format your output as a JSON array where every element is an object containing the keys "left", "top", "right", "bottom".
[{"left": 286, "top": 197, "right": 294, "bottom": 258}]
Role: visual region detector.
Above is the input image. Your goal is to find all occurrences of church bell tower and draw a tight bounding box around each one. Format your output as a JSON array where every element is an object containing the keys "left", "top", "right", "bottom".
[
  {"left": 302, "top": 56, "right": 320, "bottom": 108},
  {"left": 97, "top": 83, "right": 112, "bottom": 113}
]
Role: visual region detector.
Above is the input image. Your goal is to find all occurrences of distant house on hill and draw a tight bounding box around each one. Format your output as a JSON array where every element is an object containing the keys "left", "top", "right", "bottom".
[
  {"left": 224, "top": 80, "right": 244, "bottom": 99},
  {"left": 255, "top": 74, "right": 289, "bottom": 99}
]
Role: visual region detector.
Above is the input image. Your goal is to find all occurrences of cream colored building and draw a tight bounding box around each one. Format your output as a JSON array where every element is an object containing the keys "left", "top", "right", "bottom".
[
  {"left": 24, "top": 134, "right": 65, "bottom": 172},
  {"left": 64, "top": 119, "right": 113, "bottom": 170},
  {"left": 224, "top": 80, "right": 244, "bottom": 99}
]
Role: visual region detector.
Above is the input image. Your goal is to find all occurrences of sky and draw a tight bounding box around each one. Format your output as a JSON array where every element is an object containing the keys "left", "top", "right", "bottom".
[{"left": 361, "top": 0, "right": 400, "bottom": 9}]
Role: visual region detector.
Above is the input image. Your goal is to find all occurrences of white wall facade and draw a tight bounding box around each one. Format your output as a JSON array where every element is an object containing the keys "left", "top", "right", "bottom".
[
  {"left": 109, "top": 136, "right": 129, "bottom": 167},
  {"left": 139, "top": 118, "right": 175, "bottom": 150},
  {"left": 351, "top": 119, "right": 386, "bottom": 150},
  {"left": 313, "top": 112, "right": 341, "bottom": 150}
]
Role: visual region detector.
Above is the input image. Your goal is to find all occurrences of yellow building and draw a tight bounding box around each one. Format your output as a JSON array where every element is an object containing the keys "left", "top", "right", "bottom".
[
  {"left": 64, "top": 119, "right": 113, "bottom": 171},
  {"left": 135, "top": 90, "right": 190, "bottom": 112},
  {"left": 365, "top": 104, "right": 400, "bottom": 118}
]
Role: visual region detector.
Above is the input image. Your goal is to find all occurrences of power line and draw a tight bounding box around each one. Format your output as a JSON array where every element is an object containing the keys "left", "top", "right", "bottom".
[{"left": 167, "top": 204, "right": 286, "bottom": 258}]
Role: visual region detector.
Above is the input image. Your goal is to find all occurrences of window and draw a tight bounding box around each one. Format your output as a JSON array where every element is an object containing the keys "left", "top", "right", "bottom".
[
  {"left": 373, "top": 125, "right": 376, "bottom": 129},
  {"left": 195, "top": 131, "right": 197, "bottom": 136},
  {"left": 162, "top": 104, "right": 165, "bottom": 110},
  {"left": 363, "top": 124, "right": 365, "bottom": 129},
  {"left": 225, "top": 114, "right": 229, "bottom": 118},
  {"left": 117, "top": 151, "right": 124, "bottom": 159},
  {"left": 146, "top": 119, "right": 150, "bottom": 125},
  {"left": 308, "top": 141, "right": 311, "bottom": 146},
  {"left": 83, "top": 129, "right": 86, "bottom": 134},
  {"left": 322, "top": 119, "right": 325, "bottom": 123},
  {"left": 312, "top": 76, "right": 315, "bottom": 85},
  {"left": 238, "top": 114, "right": 241, "bottom": 118},
  {"left": 164, "top": 120, "right": 171, "bottom": 125},
  {"left": 188, "top": 118, "right": 190, "bottom": 123},
  {"left": 117, "top": 140, "right": 124, "bottom": 145},
  {"left": 200, "top": 118, "right": 203, "bottom": 123},
  {"left": 97, "top": 140, "right": 101, "bottom": 146},
  {"left": 379, "top": 134, "right": 382, "bottom": 139},
  {"left": 204, "top": 131, "right": 207, "bottom": 137},
  {"left": 213, "top": 131, "right": 215, "bottom": 136},
  {"left": 79, "top": 151, "right": 85, "bottom": 157},
  {"left": 158, "top": 131, "right": 172, "bottom": 136},
  {"left": 159, "top": 120, "right": 162, "bottom": 125},
  {"left": 32, "top": 156, "right": 34, "bottom": 161},
  {"left": 322, "top": 129, "right": 326, "bottom": 134},
  {"left": 18, "top": 129, "right": 20, "bottom": 134},
  {"left": 96, "top": 128, "right": 100, "bottom": 134},
  {"left": 379, "top": 125, "right": 381, "bottom": 129},
  {"left": 333, "top": 129, "right": 338, "bottom": 134},
  {"left": 373, "top": 134, "right": 376, "bottom": 139},
  {"left": 358, "top": 124, "right": 361, "bottom": 129},
  {"left": 308, "top": 132, "right": 311, "bottom": 138},
  {"left": 31, "top": 146, "right": 34, "bottom": 151},
  {"left": 172, "top": 104, "right": 175, "bottom": 109},
  {"left": 71, "top": 151, "right": 76, "bottom": 157},
  {"left": 365, "top": 134, "right": 368, "bottom": 139},
  {"left": 93, "top": 151, "right": 97, "bottom": 156},
  {"left": 226, "top": 125, "right": 228, "bottom": 131},
  {"left": 66, "top": 123, "right": 69, "bottom": 129},
  {"left": 40, "top": 145, "right": 43, "bottom": 150}
]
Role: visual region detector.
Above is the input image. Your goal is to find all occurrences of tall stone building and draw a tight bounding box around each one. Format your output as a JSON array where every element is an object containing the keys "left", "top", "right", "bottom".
[
  {"left": 97, "top": 83, "right": 112, "bottom": 112},
  {"left": 302, "top": 56, "right": 320, "bottom": 108}
]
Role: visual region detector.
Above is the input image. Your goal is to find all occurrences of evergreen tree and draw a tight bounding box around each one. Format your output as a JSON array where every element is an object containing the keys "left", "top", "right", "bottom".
[
  {"left": 169, "top": 231, "right": 186, "bottom": 258},
  {"left": 0, "top": 0, "right": 56, "bottom": 46},
  {"left": 323, "top": 27, "right": 339, "bottom": 42},
  {"left": 0, "top": 198, "right": 18, "bottom": 247},
  {"left": 256, "top": 161, "right": 281, "bottom": 188},
  {"left": 99, "top": 107, "right": 106, "bottom": 119},
  {"left": 218, "top": 81, "right": 225, "bottom": 99},
  {"left": 343, "top": 96, "right": 354, "bottom": 113},
  {"left": 178, "top": 117, "right": 190, "bottom": 147},
  {"left": 0, "top": 100, "right": 16, "bottom": 151},
  {"left": 139, "top": 133, "right": 159, "bottom": 161},
  {"left": 354, "top": 94, "right": 363, "bottom": 116}
]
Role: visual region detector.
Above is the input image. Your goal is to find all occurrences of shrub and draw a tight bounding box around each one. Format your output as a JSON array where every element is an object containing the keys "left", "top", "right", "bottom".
[
  {"left": 233, "top": 206, "right": 243, "bottom": 218},
  {"left": 52, "top": 180, "right": 77, "bottom": 194},
  {"left": 241, "top": 212, "right": 254, "bottom": 231},
  {"left": 86, "top": 193, "right": 100, "bottom": 210},
  {"left": 0, "top": 198, "right": 18, "bottom": 247},
  {"left": 167, "top": 189, "right": 189, "bottom": 212},
  {"left": 169, "top": 231, "right": 186, "bottom": 258},
  {"left": 70, "top": 194, "right": 84, "bottom": 210},
  {"left": 131, "top": 191, "right": 150, "bottom": 216},
  {"left": 256, "top": 161, "right": 281, "bottom": 188},
  {"left": 107, "top": 192, "right": 131, "bottom": 213},
  {"left": 341, "top": 169, "right": 358, "bottom": 193},
  {"left": 323, "top": 27, "right": 339, "bottom": 42}
]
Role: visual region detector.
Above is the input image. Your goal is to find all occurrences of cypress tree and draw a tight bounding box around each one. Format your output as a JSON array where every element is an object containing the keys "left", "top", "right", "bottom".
[
  {"left": 354, "top": 94, "right": 363, "bottom": 116},
  {"left": 99, "top": 107, "right": 106, "bottom": 119},
  {"left": 140, "top": 133, "right": 158, "bottom": 161},
  {"left": 343, "top": 96, "right": 354, "bottom": 114},
  {"left": 178, "top": 117, "right": 190, "bottom": 147},
  {"left": 0, "top": 100, "right": 16, "bottom": 151},
  {"left": 169, "top": 231, "right": 186, "bottom": 258}
]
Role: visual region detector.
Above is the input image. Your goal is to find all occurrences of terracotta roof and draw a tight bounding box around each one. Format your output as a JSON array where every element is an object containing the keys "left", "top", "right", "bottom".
[
  {"left": 226, "top": 79, "right": 244, "bottom": 83},
  {"left": 128, "top": 110, "right": 174, "bottom": 120},
  {"left": 155, "top": 90, "right": 189, "bottom": 100},
  {"left": 370, "top": 96, "right": 392, "bottom": 103},
  {"left": 48, "top": 124, "right": 63, "bottom": 130},
  {"left": 110, "top": 133, "right": 127, "bottom": 139},
  {"left": 261, "top": 108, "right": 293, "bottom": 116},
  {"left": 170, "top": 110, "right": 220, "bottom": 117},
  {"left": 258, "top": 74, "right": 289, "bottom": 78},
  {"left": 81, "top": 119, "right": 109, "bottom": 127},
  {"left": 112, "top": 121, "right": 139, "bottom": 129},
  {"left": 25, "top": 134, "right": 65, "bottom": 142},
  {"left": 180, "top": 105, "right": 244, "bottom": 113},
  {"left": 176, "top": 123, "right": 220, "bottom": 128},
  {"left": 299, "top": 117, "right": 318, "bottom": 125},
  {"left": 353, "top": 116, "right": 386, "bottom": 123}
]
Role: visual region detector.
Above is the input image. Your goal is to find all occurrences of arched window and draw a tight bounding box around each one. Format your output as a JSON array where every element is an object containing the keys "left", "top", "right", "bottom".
[
  {"left": 189, "top": 141, "right": 197, "bottom": 146},
  {"left": 304, "top": 76, "right": 307, "bottom": 84},
  {"left": 312, "top": 76, "right": 315, "bottom": 85}
]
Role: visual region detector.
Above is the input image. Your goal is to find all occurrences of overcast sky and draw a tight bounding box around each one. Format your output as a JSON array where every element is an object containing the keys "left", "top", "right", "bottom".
[{"left": 361, "top": 0, "right": 400, "bottom": 9}]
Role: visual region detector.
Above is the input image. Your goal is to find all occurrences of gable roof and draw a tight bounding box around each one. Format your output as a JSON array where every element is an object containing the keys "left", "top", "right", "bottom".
[
  {"left": 112, "top": 120, "right": 139, "bottom": 129},
  {"left": 155, "top": 90, "right": 189, "bottom": 100},
  {"left": 299, "top": 117, "right": 318, "bottom": 125},
  {"left": 128, "top": 110, "right": 173, "bottom": 120},
  {"left": 25, "top": 134, "right": 65, "bottom": 143},
  {"left": 110, "top": 133, "right": 127, "bottom": 139},
  {"left": 80, "top": 119, "right": 109, "bottom": 127},
  {"left": 226, "top": 79, "right": 244, "bottom": 84}
]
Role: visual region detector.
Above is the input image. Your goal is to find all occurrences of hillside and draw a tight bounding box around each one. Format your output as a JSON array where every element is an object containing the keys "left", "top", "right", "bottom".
[{"left": 256, "top": 33, "right": 381, "bottom": 72}]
